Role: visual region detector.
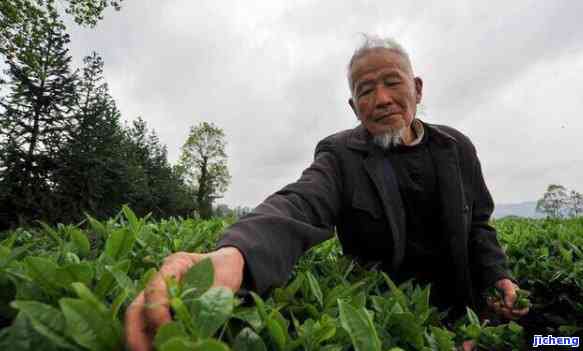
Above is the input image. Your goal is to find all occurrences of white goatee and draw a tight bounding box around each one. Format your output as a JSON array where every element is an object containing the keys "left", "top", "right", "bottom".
[{"left": 372, "top": 127, "right": 405, "bottom": 150}]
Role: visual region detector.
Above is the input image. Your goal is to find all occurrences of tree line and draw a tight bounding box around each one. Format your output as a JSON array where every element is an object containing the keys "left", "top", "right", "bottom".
[
  {"left": 0, "top": 0, "right": 232, "bottom": 230},
  {"left": 536, "top": 184, "right": 583, "bottom": 219}
]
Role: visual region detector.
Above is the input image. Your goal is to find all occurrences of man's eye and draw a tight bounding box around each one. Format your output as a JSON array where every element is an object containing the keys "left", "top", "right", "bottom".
[
  {"left": 384, "top": 80, "right": 399, "bottom": 86},
  {"left": 358, "top": 89, "right": 373, "bottom": 97}
]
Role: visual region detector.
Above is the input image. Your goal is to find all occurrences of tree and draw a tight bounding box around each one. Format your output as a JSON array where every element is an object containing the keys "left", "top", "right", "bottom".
[
  {"left": 233, "top": 205, "right": 253, "bottom": 219},
  {"left": 214, "top": 203, "right": 233, "bottom": 218},
  {"left": 1, "top": 0, "right": 123, "bottom": 30},
  {"left": 0, "top": 0, "right": 197, "bottom": 229},
  {"left": 568, "top": 190, "right": 583, "bottom": 218},
  {"left": 63, "top": 0, "right": 123, "bottom": 27},
  {"left": 120, "top": 118, "right": 196, "bottom": 219},
  {"left": 536, "top": 184, "right": 569, "bottom": 219},
  {"left": 51, "top": 52, "right": 127, "bottom": 222},
  {"left": 179, "top": 122, "right": 231, "bottom": 219},
  {"left": 0, "top": 3, "right": 78, "bottom": 227}
]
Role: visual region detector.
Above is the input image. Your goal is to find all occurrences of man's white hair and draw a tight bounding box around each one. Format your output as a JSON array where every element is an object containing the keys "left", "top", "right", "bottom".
[{"left": 347, "top": 34, "right": 413, "bottom": 94}]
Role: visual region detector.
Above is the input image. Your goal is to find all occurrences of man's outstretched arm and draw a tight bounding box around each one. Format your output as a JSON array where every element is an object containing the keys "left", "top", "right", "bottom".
[
  {"left": 216, "top": 139, "right": 344, "bottom": 293},
  {"left": 125, "top": 139, "right": 344, "bottom": 350}
]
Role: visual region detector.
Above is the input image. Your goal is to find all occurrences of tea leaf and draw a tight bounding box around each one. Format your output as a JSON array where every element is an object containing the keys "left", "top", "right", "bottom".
[
  {"left": 103, "top": 228, "right": 136, "bottom": 262},
  {"left": 10, "top": 300, "right": 76, "bottom": 350},
  {"left": 233, "top": 327, "right": 267, "bottom": 351},
  {"left": 193, "top": 287, "right": 234, "bottom": 338},
  {"left": 60, "top": 297, "right": 122, "bottom": 350},
  {"left": 154, "top": 322, "right": 188, "bottom": 350},
  {"left": 305, "top": 271, "right": 323, "bottom": 307},
  {"left": 266, "top": 316, "right": 286, "bottom": 351},
  {"left": 182, "top": 257, "right": 214, "bottom": 298},
  {"left": 338, "top": 300, "right": 381, "bottom": 351},
  {"left": 24, "top": 257, "right": 60, "bottom": 293},
  {"left": 56, "top": 262, "right": 94, "bottom": 288},
  {"left": 69, "top": 228, "right": 91, "bottom": 258}
]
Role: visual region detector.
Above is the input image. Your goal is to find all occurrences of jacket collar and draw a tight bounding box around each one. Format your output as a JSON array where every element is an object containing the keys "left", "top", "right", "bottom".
[{"left": 346, "top": 119, "right": 457, "bottom": 153}]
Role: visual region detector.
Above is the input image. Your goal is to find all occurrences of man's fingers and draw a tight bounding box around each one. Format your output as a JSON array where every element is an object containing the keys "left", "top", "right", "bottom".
[
  {"left": 491, "top": 300, "right": 528, "bottom": 320},
  {"left": 462, "top": 340, "right": 477, "bottom": 351},
  {"left": 125, "top": 292, "right": 153, "bottom": 351},
  {"left": 510, "top": 307, "right": 529, "bottom": 318},
  {"left": 495, "top": 305, "right": 514, "bottom": 320},
  {"left": 126, "top": 252, "right": 209, "bottom": 350},
  {"left": 144, "top": 268, "right": 174, "bottom": 331},
  {"left": 502, "top": 287, "right": 517, "bottom": 308},
  {"left": 486, "top": 296, "right": 497, "bottom": 309},
  {"left": 144, "top": 254, "right": 198, "bottom": 331},
  {"left": 495, "top": 279, "right": 518, "bottom": 309}
]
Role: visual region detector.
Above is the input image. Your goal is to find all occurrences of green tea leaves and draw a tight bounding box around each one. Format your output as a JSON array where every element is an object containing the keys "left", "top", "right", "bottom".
[
  {"left": 338, "top": 300, "right": 381, "bottom": 351},
  {"left": 182, "top": 257, "right": 214, "bottom": 298},
  {"left": 56, "top": 262, "right": 94, "bottom": 288},
  {"left": 10, "top": 301, "right": 76, "bottom": 350},
  {"left": 60, "top": 297, "right": 123, "bottom": 350},
  {"left": 233, "top": 327, "right": 267, "bottom": 351},
  {"left": 103, "top": 228, "right": 136, "bottom": 262},
  {"left": 305, "top": 272, "right": 323, "bottom": 307},
  {"left": 154, "top": 322, "right": 188, "bottom": 350},
  {"left": 68, "top": 228, "right": 91, "bottom": 258},
  {"left": 193, "top": 287, "right": 234, "bottom": 338},
  {"left": 24, "top": 257, "right": 61, "bottom": 293},
  {"left": 2, "top": 214, "right": 578, "bottom": 351}
]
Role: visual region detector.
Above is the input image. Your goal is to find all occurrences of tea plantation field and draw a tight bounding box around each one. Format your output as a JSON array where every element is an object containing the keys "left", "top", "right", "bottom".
[{"left": 0, "top": 207, "right": 581, "bottom": 350}]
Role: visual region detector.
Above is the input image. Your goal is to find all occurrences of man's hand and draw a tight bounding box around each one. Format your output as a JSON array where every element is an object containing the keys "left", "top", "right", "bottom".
[
  {"left": 460, "top": 340, "right": 476, "bottom": 351},
  {"left": 486, "top": 278, "right": 529, "bottom": 320},
  {"left": 124, "top": 247, "right": 245, "bottom": 351}
]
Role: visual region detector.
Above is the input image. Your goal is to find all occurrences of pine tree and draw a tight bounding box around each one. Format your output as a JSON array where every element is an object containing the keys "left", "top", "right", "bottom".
[
  {"left": 52, "top": 52, "right": 127, "bottom": 221},
  {"left": 0, "top": 3, "right": 78, "bottom": 227}
]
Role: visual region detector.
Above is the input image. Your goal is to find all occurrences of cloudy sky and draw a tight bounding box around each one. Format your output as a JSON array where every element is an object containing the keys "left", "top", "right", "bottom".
[{"left": 66, "top": 0, "right": 583, "bottom": 208}]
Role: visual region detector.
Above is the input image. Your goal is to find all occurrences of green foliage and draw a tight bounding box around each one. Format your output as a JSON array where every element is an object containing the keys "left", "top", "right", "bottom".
[
  {"left": 0, "top": 211, "right": 581, "bottom": 350},
  {"left": 0, "top": 0, "right": 122, "bottom": 30},
  {"left": 338, "top": 300, "right": 381, "bottom": 351},
  {"left": 495, "top": 217, "right": 583, "bottom": 337},
  {"left": 63, "top": 0, "right": 123, "bottom": 27}
]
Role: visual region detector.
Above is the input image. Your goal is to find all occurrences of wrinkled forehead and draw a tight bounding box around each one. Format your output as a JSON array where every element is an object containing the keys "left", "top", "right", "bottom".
[{"left": 349, "top": 48, "right": 413, "bottom": 85}]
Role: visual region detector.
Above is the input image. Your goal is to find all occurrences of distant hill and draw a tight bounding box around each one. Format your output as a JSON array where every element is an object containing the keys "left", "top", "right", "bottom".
[{"left": 493, "top": 201, "right": 543, "bottom": 219}]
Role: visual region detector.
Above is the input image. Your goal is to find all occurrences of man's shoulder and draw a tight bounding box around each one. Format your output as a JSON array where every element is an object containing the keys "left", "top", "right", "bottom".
[
  {"left": 315, "top": 125, "right": 364, "bottom": 152},
  {"left": 320, "top": 127, "right": 357, "bottom": 145},
  {"left": 425, "top": 122, "right": 477, "bottom": 154}
]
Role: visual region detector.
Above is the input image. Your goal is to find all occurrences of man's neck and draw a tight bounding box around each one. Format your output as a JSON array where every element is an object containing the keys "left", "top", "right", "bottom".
[{"left": 401, "top": 125, "right": 416, "bottom": 145}]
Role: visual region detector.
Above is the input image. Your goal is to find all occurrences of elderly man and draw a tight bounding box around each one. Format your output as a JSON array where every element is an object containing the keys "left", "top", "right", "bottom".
[{"left": 125, "top": 36, "right": 528, "bottom": 350}]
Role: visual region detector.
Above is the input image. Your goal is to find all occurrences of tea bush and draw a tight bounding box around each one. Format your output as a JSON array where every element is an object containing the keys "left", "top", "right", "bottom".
[{"left": 0, "top": 208, "right": 581, "bottom": 350}]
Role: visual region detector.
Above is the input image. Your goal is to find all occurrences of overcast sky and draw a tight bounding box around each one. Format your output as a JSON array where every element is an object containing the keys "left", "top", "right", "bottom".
[{"left": 66, "top": 0, "right": 583, "bottom": 208}]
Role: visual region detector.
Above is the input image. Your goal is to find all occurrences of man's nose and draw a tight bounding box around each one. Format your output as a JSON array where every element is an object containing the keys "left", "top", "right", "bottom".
[{"left": 375, "top": 86, "right": 393, "bottom": 107}]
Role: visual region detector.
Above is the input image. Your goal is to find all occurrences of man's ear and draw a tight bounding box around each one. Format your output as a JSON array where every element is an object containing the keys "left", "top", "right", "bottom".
[
  {"left": 348, "top": 98, "right": 360, "bottom": 120},
  {"left": 414, "top": 77, "right": 423, "bottom": 103}
]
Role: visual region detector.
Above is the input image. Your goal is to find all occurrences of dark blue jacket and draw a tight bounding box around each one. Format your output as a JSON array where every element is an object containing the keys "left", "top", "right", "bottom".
[{"left": 218, "top": 120, "right": 511, "bottom": 310}]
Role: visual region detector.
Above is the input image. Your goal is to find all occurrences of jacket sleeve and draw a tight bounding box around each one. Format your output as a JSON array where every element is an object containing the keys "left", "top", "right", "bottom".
[
  {"left": 215, "top": 139, "right": 343, "bottom": 294},
  {"left": 468, "top": 154, "right": 516, "bottom": 293}
]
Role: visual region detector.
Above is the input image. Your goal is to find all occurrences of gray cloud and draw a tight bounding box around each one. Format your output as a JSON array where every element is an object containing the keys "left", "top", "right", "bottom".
[{"left": 66, "top": 0, "right": 583, "bottom": 207}]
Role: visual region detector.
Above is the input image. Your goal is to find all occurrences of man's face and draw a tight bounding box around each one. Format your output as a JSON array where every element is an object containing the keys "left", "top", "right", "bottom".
[{"left": 348, "top": 48, "right": 423, "bottom": 137}]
